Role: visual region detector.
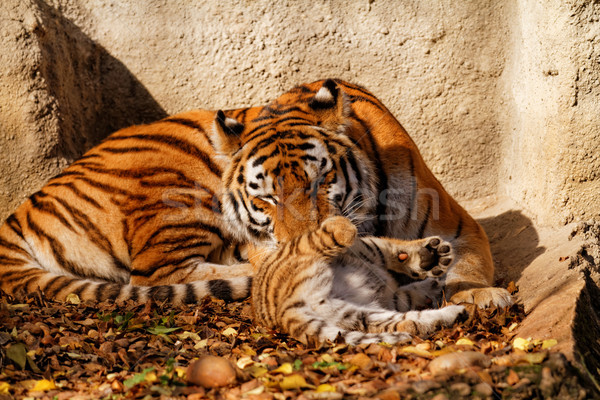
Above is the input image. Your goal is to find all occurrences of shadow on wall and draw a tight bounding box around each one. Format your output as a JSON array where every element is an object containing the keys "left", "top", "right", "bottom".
[
  {"left": 478, "top": 210, "right": 546, "bottom": 286},
  {"left": 35, "top": 0, "right": 167, "bottom": 160}
]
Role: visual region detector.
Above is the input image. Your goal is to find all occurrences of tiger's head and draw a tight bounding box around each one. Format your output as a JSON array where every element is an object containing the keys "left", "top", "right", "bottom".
[{"left": 211, "top": 79, "right": 378, "bottom": 244}]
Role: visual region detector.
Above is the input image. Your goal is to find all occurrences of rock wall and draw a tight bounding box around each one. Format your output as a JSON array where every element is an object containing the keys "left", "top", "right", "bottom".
[
  {"left": 1, "top": 0, "right": 598, "bottom": 225},
  {"left": 499, "top": 0, "right": 600, "bottom": 226}
]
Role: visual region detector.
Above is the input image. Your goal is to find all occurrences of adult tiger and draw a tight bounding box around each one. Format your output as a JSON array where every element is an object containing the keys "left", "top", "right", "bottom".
[{"left": 0, "top": 79, "right": 511, "bottom": 308}]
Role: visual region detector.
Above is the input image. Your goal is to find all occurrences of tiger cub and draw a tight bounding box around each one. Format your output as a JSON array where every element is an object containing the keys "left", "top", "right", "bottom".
[{"left": 251, "top": 216, "right": 467, "bottom": 345}]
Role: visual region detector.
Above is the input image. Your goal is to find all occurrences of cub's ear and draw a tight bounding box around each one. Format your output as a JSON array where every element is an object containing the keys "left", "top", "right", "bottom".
[
  {"left": 308, "top": 79, "right": 350, "bottom": 130},
  {"left": 210, "top": 110, "right": 244, "bottom": 155}
]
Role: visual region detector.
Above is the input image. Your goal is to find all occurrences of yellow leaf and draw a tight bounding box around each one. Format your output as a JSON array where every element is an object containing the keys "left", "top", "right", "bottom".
[
  {"left": 144, "top": 372, "right": 157, "bottom": 383},
  {"left": 430, "top": 346, "right": 457, "bottom": 357},
  {"left": 316, "top": 384, "right": 337, "bottom": 393},
  {"left": 513, "top": 337, "right": 531, "bottom": 351},
  {"left": 400, "top": 346, "right": 432, "bottom": 358},
  {"left": 222, "top": 327, "right": 237, "bottom": 336},
  {"left": 175, "top": 367, "right": 186, "bottom": 378},
  {"left": 65, "top": 293, "right": 81, "bottom": 305},
  {"left": 246, "top": 365, "right": 268, "bottom": 378},
  {"left": 321, "top": 354, "right": 334, "bottom": 363},
  {"left": 177, "top": 331, "right": 201, "bottom": 341},
  {"left": 194, "top": 339, "right": 208, "bottom": 349},
  {"left": 508, "top": 322, "right": 518, "bottom": 332},
  {"left": 542, "top": 339, "right": 558, "bottom": 350},
  {"left": 523, "top": 352, "right": 547, "bottom": 364},
  {"left": 0, "top": 382, "right": 10, "bottom": 394},
  {"left": 456, "top": 338, "right": 475, "bottom": 346},
  {"left": 280, "top": 374, "right": 314, "bottom": 390},
  {"left": 272, "top": 362, "right": 294, "bottom": 375},
  {"left": 31, "top": 379, "right": 57, "bottom": 392}
]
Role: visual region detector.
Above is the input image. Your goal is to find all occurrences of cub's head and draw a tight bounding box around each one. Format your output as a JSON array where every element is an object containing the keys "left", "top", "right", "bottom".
[{"left": 210, "top": 80, "right": 378, "bottom": 243}]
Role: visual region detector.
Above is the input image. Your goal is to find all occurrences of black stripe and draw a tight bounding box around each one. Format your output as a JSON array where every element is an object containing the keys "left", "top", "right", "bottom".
[
  {"left": 104, "top": 284, "right": 122, "bottom": 301},
  {"left": 45, "top": 276, "right": 74, "bottom": 298},
  {"left": 454, "top": 217, "right": 463, "bottom": 239},
  {"left": 136, "top": 221, "right": 224, "bottom": 256},
  {"left": 51, "top": 170, "right": 86, "bottom": 181},
  {"left": 26, "top": 214, "right": 92, "bottom": 279},
  {"left": 50, "top": 196, "right": 129, "bottom": 273},
  {"left": 29, "top": 193, "right": 77, "bottom": 233},
  {"left": 0, "top": 237, "right": 28, "bottom": 256},
  {"left": 184, "top": 283, "right": 198, "bottom": 304},
  {"left": 130, "top": 285, "right": 139, "bottom": 302},
  {"left": 78, "top": 165, "right": 197, "bottom": 187},
  {"left": 348, "top": 94, "right": 382, "bottom": 108},
  {"left": 345, "top": 150, "right": 363, "bottom": 185},
  {"left": 0, "top": 255, "right": 27, "bottom": 266},
  {"left": 5, "top": 215, "right": 25, "bottom": 240},
  {"left": 100, "top": 146, "right": 158, "bottom": 154},
  {"left": 338, "top": 157, "right": 352, "bottom": 208},
  {"left": 102, "top": 134, "right": 222, "bottom": 176},
  {"left": 74, "top": 177, "right": 147, "bottom": 201},
  {"left": 95, "top": 283, "right": 110, "bottom": 301},
  {"left": 236, "top": 190, "right": 267, "bottom": 227},
  {"left": 351, "top": 115, "right": 386, "bottom": 236},
  {"left": 417, "top": 199, "right": 432, "bottom": 239},
  {"left": 149, "top": 285, "right": 174, "bottom": 303},
  {"left": 131, "top": 253, "right": 207, "bottom": 278},
  {"left": 403, "top": 153, "right": 417, "bottom": 230},
  {"left": 163, "top": 117, "right": 206, "bottom": 133},
  {"left": 208, "top": 279, "right": 233, "bottom": 301},
  {"left": 57, "top": 182, "right": 104, "bottom": 210}
]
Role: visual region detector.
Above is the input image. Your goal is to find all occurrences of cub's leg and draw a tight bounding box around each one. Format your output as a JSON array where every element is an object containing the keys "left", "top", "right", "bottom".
[
  {"left": 393, "top": 278, "right": 444, "bottom": 311},
  {"left": 325, "top": 299, "right": 467, "bottom": 337}
]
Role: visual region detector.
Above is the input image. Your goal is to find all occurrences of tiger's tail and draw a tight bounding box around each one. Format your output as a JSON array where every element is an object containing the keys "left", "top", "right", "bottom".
[
  {"left": 0, "top": 218, "right": 251, "bottom": 304},
  {"left": 2, "top": 262, "right": 251, "bottom": 305}
]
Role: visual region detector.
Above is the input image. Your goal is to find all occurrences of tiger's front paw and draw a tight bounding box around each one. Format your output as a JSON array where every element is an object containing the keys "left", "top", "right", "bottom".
[
  {"left": 393, "top": 236, "right": 454, "bottom": 279},
  {"left": 320, "top": 216, "right": 357, "bottom": 248},
  {"left": 450, "top": 287, "right": 513, "bottom": 308}
]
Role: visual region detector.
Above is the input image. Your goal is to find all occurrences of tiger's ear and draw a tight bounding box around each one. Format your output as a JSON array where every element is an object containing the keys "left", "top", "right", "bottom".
[
  {"left": 210, "top": 110, "right": 244, "bottom": 155},
  {"left": 308, "top": 79, "right": 350, "bottom": 129}
]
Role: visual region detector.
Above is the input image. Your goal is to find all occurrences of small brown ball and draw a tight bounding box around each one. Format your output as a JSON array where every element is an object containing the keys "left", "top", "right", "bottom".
[{"left": 186, "top": 355, "right": 237, "bottom": 388}]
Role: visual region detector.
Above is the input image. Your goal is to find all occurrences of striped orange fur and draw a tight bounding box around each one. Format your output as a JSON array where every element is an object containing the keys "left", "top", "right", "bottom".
[{"left": 0, "top": 79, "right": 511, "bottom": 307}]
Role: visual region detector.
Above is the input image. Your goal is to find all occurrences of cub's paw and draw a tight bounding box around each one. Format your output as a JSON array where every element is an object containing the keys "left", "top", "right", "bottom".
[
  {"left": 450, "top": 287, "right": 513, "bottom": 308},
  {"left": 398, "top": 305, "right": 468, "bottom": 336},
  {"left": 320, "top": 216, "right": 357, "bottom": 248},
  {"left": 395, "top": 278, "right": 444, "bottom": 311}
]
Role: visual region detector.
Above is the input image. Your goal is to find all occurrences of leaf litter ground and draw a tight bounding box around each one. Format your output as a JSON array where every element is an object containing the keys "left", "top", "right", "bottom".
[{"left": 0, "top": 288, "right": 595, "bottom": 400}]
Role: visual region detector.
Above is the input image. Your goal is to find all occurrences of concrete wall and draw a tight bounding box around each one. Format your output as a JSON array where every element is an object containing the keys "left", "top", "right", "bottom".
[
  {"left": 499, "top": 0, "right": 600, "bottom": 226},
  {"left": 0, "top": 0, "right": 598, "bottom": 227}
]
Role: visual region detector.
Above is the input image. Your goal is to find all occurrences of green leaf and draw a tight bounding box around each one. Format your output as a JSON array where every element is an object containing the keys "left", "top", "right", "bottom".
[
  {"left": 293, "top": 359, "right": 303, "bottom": 371},
  {"left": 148, "top": 326, "right": 181, "bottom": 335},
  {"left": 7, "top": 343, "right": 27, "bottom": 369},
  {"left": 124, "top": 367, "right": 155, "bottom": 389},
  {"left": 311, "top": 361, "right": 348, "bottom": 371}
]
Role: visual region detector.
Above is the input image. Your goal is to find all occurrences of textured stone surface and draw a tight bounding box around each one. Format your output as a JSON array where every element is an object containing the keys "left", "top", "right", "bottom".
[{"left": 1, "top": 0, "right": 598, "bottom": 226}]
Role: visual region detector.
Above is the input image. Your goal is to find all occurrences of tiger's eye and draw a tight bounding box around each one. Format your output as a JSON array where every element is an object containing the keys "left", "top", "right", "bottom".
[{"left": 398, "top": 252, "right": 409, "bottom": 261}]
